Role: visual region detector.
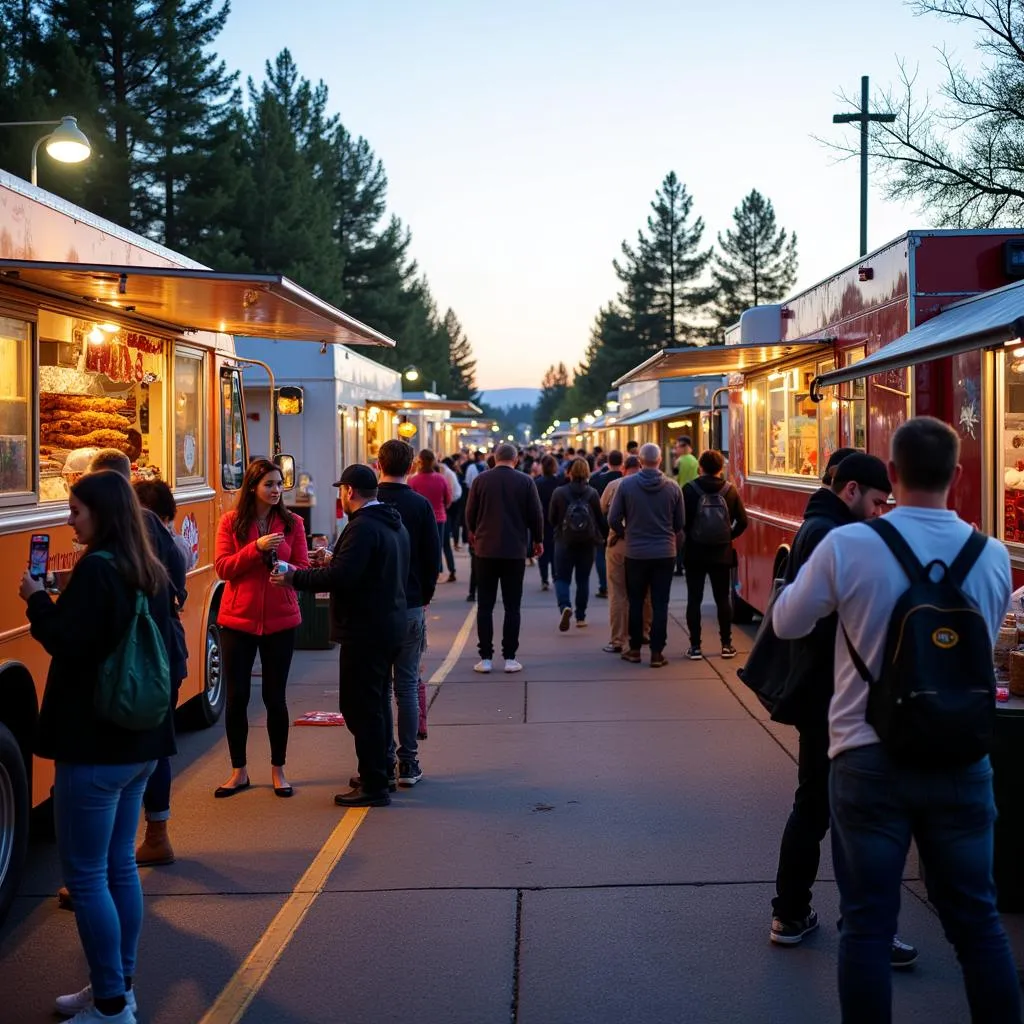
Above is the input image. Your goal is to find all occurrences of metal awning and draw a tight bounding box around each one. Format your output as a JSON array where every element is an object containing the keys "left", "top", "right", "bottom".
[
  {"left": 814, "top": 279, "right": 1024, "bottom": 392},
  {"left": 0, "top": 259, "right": 396, "bottom": 346},
  {"left": 377, "top": 398, "right": 482, "bottom": 415},
  {"left": 615, "top": 405, "right": 699, "bottom": 427},
  {"left": 613, "top": 341, "right": 834, "bottom": 387}
]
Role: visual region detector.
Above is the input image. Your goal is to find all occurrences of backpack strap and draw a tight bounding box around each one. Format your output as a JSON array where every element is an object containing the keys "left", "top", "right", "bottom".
[
  {"left": 946, "top": 529, "right": 988, "bottom": 589},
  {"left": 841, "top": 622, "right": 874, "bottom": 686},
  {"left": 867, "top": 518, "right": 926, "bottom": 584}
]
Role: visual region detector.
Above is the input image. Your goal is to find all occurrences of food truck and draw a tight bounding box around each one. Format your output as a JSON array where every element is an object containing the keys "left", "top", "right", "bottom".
[{"left": 0, "top": 171, "right": 395, "bottom": 924}]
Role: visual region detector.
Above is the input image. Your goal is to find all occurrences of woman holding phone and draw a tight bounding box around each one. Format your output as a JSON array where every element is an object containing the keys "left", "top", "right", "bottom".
[
  {"left": 19, "top": 470, "right": 173, "bottom": 1023},
  {"left": 214, "top": 459, "right": 308, "bottom": 798}
]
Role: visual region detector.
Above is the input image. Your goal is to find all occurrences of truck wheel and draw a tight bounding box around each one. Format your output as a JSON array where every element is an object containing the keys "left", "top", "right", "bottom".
[
  {"left": 180, "top": 619, "right": 226, "bottom": 730},
  {"left": 0, "top": 722, "right": 30, "bottom": 928},
  {"left": 731, "top": 592, "right": 758, "bottom": 625}
]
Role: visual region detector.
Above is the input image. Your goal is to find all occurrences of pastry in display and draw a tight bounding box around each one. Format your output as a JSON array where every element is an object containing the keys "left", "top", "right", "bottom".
[
  {"left": 40, "top": 394, "right": 126, "bottom": 415},
  {"left": 1010, "top": 648, "right": 1024, "bottom": 698}
]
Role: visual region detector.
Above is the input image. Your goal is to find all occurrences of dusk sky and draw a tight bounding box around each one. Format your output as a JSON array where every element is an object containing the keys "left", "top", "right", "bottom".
[{"left": 218, "top": 0, "right": 980, "bottom": 389}]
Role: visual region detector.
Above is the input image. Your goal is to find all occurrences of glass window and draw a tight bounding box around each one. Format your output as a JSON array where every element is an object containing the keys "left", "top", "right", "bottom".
[
  {"left": 1002, "top": 349, "right": 1024, "bottom": 543},
  {"left": 747, "top": 379, "right": 767, "bottom": 474},
  {"left": 220, "top": 370, "right": 245, "bottom": 490},
  {"left": 0, "top": 315, "right": 32, "bottom": 498},
  {"left": 841, "top": 347, "right": 868, "bottom": 450},
  {"left": 817, "top": 359, "right": 839, "bottom": 469},
  {"left": 174, "top": 349, "right": 204, "bottom": 485}
]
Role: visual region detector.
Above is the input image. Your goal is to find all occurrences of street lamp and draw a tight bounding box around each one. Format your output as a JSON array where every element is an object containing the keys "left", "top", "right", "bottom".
[
  {"left": 403, "top": 365, "right": 420, "bottom": 383},
  {"left": 0, "top": 115, "right": 91, "bottom": 185}
]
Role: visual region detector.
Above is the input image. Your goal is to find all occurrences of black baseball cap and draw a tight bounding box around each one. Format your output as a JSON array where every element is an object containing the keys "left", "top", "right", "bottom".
[
  {"left": 832, "top": 452, "right": 891, "bottom": 494},
  {"left": 821, "top": 447, "right": 858, "bottom": 483},
  {"left": 333, "top": 464, "right": 378, "bottom": 490}
]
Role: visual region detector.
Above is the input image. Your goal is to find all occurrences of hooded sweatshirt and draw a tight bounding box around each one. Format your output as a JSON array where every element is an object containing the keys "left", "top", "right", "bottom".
[
  {"left": 607, "top": 468, "right": 684, "bottom": 560},
  {"left": 291, "top": 501, "right": 409, "bottom": 645},
  {"left": 681, "top": 474, "right": 749, "bottom": 567}
]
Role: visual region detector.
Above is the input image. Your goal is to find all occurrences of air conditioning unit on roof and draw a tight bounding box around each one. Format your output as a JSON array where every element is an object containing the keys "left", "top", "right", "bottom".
[{"left": 738, "top": 304, "right": 783, "bottom": 345}]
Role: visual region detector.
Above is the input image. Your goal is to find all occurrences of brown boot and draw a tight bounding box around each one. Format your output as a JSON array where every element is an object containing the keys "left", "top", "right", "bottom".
[{"left": 135, "top": 819, "right": 175, "bottom": 866}]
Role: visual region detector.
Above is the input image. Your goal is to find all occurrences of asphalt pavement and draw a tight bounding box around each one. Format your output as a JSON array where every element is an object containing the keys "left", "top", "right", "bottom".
[{"left": 1, "top": 547, "right": 1023, "bottom": 1023}]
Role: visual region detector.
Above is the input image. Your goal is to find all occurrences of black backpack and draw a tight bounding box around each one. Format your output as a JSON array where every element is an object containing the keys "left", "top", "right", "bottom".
[
  {"left": 843, "top": 518, "right": 995, "bottom": 768},
  {"left": 561, "top": 492, "right": 595, "bottom": 546},
  {"left": 687, "top": 483, "right": 733, "bottom": 546}
]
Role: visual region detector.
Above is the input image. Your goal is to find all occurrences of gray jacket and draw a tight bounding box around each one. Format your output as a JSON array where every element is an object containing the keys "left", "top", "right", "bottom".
[{"left": 607, "top": 468, "right": 684, "bottom": 560}]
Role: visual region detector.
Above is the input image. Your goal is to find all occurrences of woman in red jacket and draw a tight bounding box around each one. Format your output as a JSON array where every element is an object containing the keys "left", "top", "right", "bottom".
[{"left": 214, "top": 459, "right": 308, "bottom": 798}]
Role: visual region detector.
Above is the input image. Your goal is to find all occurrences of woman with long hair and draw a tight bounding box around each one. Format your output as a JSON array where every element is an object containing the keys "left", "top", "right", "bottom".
[
  {"left": 20, "top": 470, "right": 173, "bottom": 1023},
  {"left": 214, "top": 458, "right": 308, "bottom": 798},
  {"left": 409, "top": 448, "right": 452, "bottom": 579}
]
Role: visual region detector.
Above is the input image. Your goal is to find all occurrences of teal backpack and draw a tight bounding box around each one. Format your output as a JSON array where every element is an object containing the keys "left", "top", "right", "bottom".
[{"left": 91, "top": 552, "right": 171, "bottom": 731}]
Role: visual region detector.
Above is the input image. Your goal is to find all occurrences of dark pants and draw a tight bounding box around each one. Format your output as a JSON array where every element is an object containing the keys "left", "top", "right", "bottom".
[
  {"left": 339, "top": 639, "right": 397, "bottom": 796},
  {"left": 449, "top": 498, "right": 465, "bottom": 546},
  {"left": 476, "top": 557, "right": 526, "bottom": 659},
  {"left": 773, "top": 718, "right": 831, "bottom": 920},
  {"left": 143, "top": 678, "right": 182, "bottom": 820},
  {"left": 554, "top": 542, "right": 594, "bottom": 622},
  {"left": 831, "top": 744, "right": 1020, "bottom": 1023},
  {"left": 684, "top": 563, "right": 732, "bottom": 648},
  {"left": 441, "top": 520, "right": 456, "bottom": 574},
  {"left": 221, "top": 627, "right": 295, "bottom": 769},
  {"left": 537, "top": 523, "right": 555, "bottom": 585},
  {"left": 625, "top": 556, "right": 674, "bottom": 654},
  {"left": 594, "top": 543, "right": 607, "bottom": 593},
  {"left": 468, "top": 541, "right": 477, "bottom": 598}
]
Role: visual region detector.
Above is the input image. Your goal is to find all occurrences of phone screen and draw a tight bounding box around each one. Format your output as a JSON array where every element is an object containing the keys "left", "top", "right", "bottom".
[{"left": 29, "top": 534, "right": 49, "bottom": 580}]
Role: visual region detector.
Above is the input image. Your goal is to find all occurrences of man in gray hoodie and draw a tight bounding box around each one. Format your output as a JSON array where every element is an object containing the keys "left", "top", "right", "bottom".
[{"left": 607, "top": 443, "right": 684, "bottom": 667}]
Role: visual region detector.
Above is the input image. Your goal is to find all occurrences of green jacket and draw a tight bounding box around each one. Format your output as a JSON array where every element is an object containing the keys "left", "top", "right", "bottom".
[{"left": 676, "top": 453, "right": 699, "bottom": 487}]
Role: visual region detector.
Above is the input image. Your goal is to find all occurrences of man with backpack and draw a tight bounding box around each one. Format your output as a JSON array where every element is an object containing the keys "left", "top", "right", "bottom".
[
  {"left": 681, "top": 448, "right": 748, "bottom": 661},
  {"left": 773, "top": 417, "right": 1020, "bottom": 1024}
]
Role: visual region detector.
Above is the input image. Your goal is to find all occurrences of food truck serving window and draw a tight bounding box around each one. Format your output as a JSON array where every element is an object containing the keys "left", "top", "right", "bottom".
[
  {"left": 174, "top": 348, "right": 205, "bottom": 486},
  {"left": 1001, "top": 347, "right": 1024, "bottom": 545},
  {"left": 0, "top": 315, "right": 32, "bottom": 500},
  {"left": 747, "top": 359, "right": 838, "bottom": 479}
]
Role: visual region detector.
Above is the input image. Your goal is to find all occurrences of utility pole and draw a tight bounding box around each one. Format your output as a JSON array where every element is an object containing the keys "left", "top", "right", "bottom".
[{"left": 833, "top": 76, "right": 895, "bottom": 257}]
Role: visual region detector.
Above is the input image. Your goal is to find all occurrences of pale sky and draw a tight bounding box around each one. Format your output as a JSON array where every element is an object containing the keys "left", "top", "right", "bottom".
[{"left": 218, "top": 0, "right": 982, "bottom": 389}]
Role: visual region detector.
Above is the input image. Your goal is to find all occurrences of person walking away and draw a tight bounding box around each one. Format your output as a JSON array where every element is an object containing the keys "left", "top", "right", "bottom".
[
  {"left": 439, "top": 455, "right": 463, "bottom": 576},
  {"left": 444, "top": 455, "right": 467, "bottom": 551},
  {"left": 213, "top": 458, "right": 308, "bottom": 798},
  {"left": 672, "top": 437, "right": 700, "bottom": 575},
  {"left": 534, "top": 455, "right": 563, "bottom": 592},
  {"left": 549, "top": 457, "right": 606, "bottom": 630},
  {"left": 601, "top": 455, "right": 651, "bottom": 653},
  {"left": 774, "top": 417, "right": 1021, "bottom": 1024},
  {"left": 464, "top": 455, "right": 487, "bottom": 603},
  {"left": 409, "top": 449, "right": 453, "bottom": 580},
  {"left": 592, "top": 450, "right": 623, "bottom": 599},
  {"left": 681, "top": 449, "right": 749, "bottom": 661},
  {"left": 766, "top": 453, "right": 918, "bottom": 968},
  {"left": 608, "top": 443, "right": 683, "bottom": 668},
  {"left": 276, "top": 464, "right": 409, "bottom": 806},
  {"left": 376, "top": 441, "right": 440, "bottom": 788},
  {"left": 465, "top": 442, "right": 544, "bottom": 673},
  {"left": 20, "top": 470, "right": 174, "bottom": 1024},
  {"left": 131, "top": 479, "right": 189, "bottom": 867}
]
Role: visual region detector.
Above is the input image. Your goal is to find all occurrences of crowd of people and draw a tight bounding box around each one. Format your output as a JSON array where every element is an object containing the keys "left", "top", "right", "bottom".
[{"left": 15, "top": 420, "right": 1022, "bottom": 1023}]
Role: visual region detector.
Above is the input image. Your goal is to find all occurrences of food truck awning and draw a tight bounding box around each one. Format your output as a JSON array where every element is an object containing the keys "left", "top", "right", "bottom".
[
  {"left": 0, "top": 259, "right": 396, "bottom": 346},
  {"left": 613, "top": 341, "right": 834, "bottom": 386},
  {"left": 616, "top": 405, "right": 698, "bottom": 427},
  {"left": 814, "top": 278, "right": 1024, "bottom": 393},
  {"left": 377, "top": 398, "right": 483, "bottom": 415}
]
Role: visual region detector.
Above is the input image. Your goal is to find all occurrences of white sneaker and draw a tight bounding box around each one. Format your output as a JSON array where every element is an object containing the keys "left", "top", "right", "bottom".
[
  {"left": 56, "top": 985, "right": 138, "bottom": 1017},
  {"left": 504, "top": 659, "right": 523, "bottom": 673},
  {"left": 473, "top": 659, "right": 492, "bottom": 673}
]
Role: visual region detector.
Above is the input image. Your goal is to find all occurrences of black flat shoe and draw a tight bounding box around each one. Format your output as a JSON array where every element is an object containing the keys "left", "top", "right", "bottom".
[
  {"left": 214, "top": 780, "right": 251, "bottom": 798},
  {"left": 274, "top": 785, "right": 294, "bottom": 798}
]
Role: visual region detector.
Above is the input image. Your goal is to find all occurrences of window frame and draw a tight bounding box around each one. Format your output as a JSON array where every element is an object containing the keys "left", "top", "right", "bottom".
[
  {"left": 0, "top": 312, "right": 37, "bottom": 508},
  {"left": 173, "top": 345, "right": 206, "bottom": 488},
  {"left": 219, "top": 367, "right": 247, "bottom": 491}
]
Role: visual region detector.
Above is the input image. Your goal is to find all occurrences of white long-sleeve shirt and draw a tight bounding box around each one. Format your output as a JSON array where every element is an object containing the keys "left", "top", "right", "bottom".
[
  {"left": 441, "top": 463, "right": 462, "bottom": 503},
  {"left": 773, "top": 505, "right": 1011, "bottom": 759}
]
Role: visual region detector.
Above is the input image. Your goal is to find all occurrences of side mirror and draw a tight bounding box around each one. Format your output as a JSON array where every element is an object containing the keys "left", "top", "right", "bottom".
[{"left": 274, "top": 453, "right": 296, "bottom": 490}]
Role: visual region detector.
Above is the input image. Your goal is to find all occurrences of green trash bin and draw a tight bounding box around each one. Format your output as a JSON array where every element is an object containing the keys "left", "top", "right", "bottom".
[{"left": 295, "top": 588, "right": 332, "bottom": 650}]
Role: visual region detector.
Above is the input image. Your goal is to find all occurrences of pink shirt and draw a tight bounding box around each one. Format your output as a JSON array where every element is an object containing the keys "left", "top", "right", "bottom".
[{"left": 409, "top": 471, "right": 452, "bottom": 522}]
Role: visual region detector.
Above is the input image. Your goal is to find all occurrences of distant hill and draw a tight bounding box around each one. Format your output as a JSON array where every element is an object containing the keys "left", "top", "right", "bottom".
[{"left": 479, "top": 387, "right": 539, "bottom": 411}]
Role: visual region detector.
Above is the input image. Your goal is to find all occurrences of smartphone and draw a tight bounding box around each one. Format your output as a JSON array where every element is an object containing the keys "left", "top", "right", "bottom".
[{"left": 28, "top": 533, "right": 50, "bottom": 580}]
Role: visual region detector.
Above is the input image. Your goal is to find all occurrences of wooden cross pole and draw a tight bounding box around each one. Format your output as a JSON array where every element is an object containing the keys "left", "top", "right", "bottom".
[{"left": 833, "top": 76, "right": 896, "bottom": 257}]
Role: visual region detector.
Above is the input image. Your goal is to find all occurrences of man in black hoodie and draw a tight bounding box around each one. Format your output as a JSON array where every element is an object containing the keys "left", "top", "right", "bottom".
[
  {"left": 768, "top": 452, "right": 915, "bottom": 965},
  {"left": 278, "top": 464, "right": 409, "bottom": 807},
  {"left": 681, "top": 448, "right": 748, "bottom": 661},
  {"left": 376, "top": 440, "right": 440, "bottom": 788}
]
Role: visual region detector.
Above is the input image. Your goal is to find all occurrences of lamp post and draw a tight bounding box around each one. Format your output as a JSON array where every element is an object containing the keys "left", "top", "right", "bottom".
[{"left": 0, "top": 115, "right": 91, "bottom": 185}]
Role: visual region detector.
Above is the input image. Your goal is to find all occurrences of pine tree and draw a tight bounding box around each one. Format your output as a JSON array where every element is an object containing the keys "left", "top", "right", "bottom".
[
  {"left": 711, "top": 189, "right": 798, "bottom": 330},
  {"left": 441, "top": 308, "right": 477, "bottom": 400},
  {"left": 534, "top": 362, "right": 569, "bottom": 436}
]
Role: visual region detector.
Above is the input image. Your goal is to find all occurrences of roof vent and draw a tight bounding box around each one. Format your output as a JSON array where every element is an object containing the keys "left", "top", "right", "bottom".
[{"left": 738, "top": 304, "right": 783, "bottom": 345}]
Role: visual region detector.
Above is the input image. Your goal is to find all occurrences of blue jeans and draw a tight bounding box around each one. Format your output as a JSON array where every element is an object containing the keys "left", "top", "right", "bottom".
[
  {"left": 830, "top": 744, "right": 1020, "bottom": 1024},
  {"left": 554, "top": 543, "right": 594, "bottom": 622},
  {"left": 55, "top": 760, "right": 157, "bottom": 999},
  {"left": 594, "top": 544, "right": 607, "bottom": 593},
  {"left": 389, "top": 606, "right": 426, "bottom": 767}
]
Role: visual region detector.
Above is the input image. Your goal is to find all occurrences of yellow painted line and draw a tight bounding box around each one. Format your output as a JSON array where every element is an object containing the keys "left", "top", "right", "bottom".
[{"left": 199, "top": 603, "right": 474, "bottom": 1024}]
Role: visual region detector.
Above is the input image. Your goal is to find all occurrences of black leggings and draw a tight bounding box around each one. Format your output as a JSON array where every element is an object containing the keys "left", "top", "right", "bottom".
[{"left": 220, "top": 626, "right": 296, "bottom": 769}]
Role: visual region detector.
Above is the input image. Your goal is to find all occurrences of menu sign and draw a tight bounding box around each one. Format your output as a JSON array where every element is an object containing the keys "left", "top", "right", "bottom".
[{"left": 81, "top": 327, "right": 164, "bottom": 383}]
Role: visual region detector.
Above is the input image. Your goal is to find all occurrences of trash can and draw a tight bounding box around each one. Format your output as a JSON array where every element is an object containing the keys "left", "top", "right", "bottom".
[
  {"left": 992, "top": 704, "right": 1024, "bottom": 912},
  {"left": 295, "top": 588, "right": 332, "bottom": 650}
]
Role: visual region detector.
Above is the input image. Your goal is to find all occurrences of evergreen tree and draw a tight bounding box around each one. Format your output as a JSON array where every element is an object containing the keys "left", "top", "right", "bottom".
[
  {"left": 441, "top": 307, "right": 477, "bottom": 400},
  {"left": 711, "top": 189, "right": 797, "bottom": 330},
  {"left": 534, "top": 362, "right": 569, "bottom": 436}
]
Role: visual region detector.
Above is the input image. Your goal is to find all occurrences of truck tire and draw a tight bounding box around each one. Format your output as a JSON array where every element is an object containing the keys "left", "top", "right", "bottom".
[
  {"left": 731, "top": 591, "right": 758, "bottom": 625},
  {"left": 0, "top": 722, "right": 30, "bottom": 928},
  {"left": 179, "top": 618, "right": 226, "bottom": 730}
]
